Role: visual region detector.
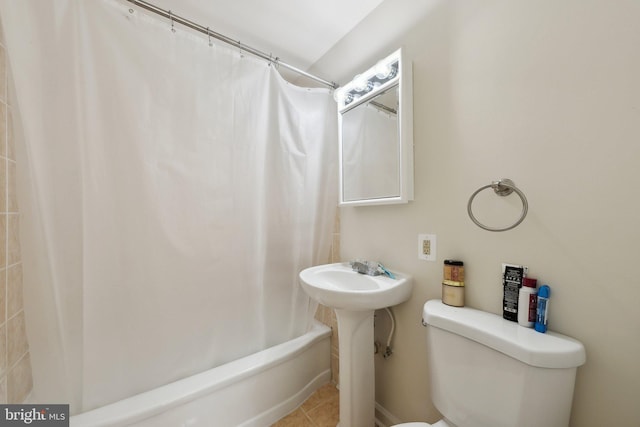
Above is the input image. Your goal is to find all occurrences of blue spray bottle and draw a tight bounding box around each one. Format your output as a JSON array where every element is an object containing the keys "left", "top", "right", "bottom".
[{"left": 534, "top": 285, "right": 550, "bottom": 333}]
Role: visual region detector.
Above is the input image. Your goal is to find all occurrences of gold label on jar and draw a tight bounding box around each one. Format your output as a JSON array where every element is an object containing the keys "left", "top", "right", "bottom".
[{"left": 443, "top": 280, "right": 465, "bottom": 287}]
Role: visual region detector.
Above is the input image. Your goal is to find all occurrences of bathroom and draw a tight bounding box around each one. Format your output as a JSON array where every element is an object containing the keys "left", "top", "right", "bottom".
[{"left": 0, "top": 0, "right": 639, "bottom": 426}]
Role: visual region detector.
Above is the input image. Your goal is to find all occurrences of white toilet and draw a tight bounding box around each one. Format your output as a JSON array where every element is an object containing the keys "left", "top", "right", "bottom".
[{"left": 394, "top": 299, "right": 586, "bottom": 427}]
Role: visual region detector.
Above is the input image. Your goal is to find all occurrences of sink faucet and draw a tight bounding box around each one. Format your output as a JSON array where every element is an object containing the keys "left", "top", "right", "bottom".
[
  {"left": 350, "top": 260, "right": 396, "bottom": 279},
  {"left": 350, "top": 260, "right": 378, "bottom": 275}
]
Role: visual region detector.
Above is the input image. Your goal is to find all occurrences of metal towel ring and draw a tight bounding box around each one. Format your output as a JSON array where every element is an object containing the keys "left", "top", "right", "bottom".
[{"left": 467, "top": 179, "right": 528, "bottom": 232}]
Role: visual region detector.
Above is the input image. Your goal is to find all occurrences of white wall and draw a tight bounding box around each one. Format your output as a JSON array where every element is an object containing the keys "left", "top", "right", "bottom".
[{"left": 311, "top": 0, "right": 640, "bottom": 425}]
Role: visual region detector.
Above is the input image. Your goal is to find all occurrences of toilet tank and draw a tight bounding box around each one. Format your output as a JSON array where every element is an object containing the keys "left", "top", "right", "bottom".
[{"left": 423, "top": 300, "right": 585, "bottom": 427}]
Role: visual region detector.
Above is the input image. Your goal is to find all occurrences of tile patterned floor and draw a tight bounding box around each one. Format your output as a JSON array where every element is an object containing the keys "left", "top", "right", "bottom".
[{"left": 271, "top": 383, "right": 339, "bottom": 427}]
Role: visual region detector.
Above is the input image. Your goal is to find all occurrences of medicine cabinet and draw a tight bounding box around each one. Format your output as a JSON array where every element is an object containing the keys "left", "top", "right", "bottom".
[{"left": 335, "top": 49, "right": 413, "bottom": 206}]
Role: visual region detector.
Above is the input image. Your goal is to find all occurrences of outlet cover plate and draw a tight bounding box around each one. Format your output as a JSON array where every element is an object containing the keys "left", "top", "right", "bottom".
[{"left": 418, "top": 234, "right": 436, "bottom": 261}]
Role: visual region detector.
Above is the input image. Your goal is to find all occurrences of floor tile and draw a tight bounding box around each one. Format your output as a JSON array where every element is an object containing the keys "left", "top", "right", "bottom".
[
  {"left": 271, "top": 383, "right": 339, "bottom": 427},
  {"left": 271, "top": 408, "right": 314, "bottom": 427}
]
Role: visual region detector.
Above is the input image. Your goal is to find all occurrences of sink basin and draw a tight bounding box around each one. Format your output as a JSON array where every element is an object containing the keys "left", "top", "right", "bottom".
[{"left": 299, "top": 262, "right": 412, "bottom": 311}]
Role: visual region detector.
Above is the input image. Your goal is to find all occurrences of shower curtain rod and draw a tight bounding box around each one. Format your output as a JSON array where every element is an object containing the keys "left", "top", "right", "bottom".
[{"left": 126, "top": 0, "right": 338, "bottom": 89}]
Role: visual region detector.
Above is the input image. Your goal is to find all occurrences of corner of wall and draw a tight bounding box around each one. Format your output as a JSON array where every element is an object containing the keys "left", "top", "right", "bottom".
[{"left": 315, "top": 204, "right": 341, "bottom": 385}]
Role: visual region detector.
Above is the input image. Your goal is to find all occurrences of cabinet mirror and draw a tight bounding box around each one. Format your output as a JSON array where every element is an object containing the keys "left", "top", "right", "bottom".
[{"left": 335, "top": 49, "right": 413, "bottom": 206}]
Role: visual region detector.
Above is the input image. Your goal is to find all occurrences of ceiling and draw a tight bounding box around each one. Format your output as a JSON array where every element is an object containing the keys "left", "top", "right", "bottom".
[{"left": 148, "top": 0, "right": 385, "bottom": 72}]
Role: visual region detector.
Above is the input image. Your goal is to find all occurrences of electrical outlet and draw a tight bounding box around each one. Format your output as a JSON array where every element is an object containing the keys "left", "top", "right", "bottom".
[{"left": 418, "top": 234, "right": 436, "bottom": 261}]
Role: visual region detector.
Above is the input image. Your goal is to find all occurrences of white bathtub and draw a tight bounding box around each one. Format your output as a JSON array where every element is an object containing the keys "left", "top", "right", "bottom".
[{"left": 71, "top": 321, "right": 332, "bottom": 427}]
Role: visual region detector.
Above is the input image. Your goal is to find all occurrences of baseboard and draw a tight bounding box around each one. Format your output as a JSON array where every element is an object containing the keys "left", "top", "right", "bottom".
[{"left": 375, "top": 401, "right": 403, "bottom": 427}]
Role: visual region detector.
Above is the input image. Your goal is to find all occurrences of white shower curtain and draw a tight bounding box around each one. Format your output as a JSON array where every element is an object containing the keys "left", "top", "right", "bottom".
[{"left": 0, "top": 0, "right": 337, "bottom": 413}]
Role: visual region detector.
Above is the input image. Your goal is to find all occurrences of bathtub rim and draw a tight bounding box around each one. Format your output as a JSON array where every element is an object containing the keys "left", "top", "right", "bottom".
[{"left": 70, "top": 320, "right": 332, "bottom": 426}]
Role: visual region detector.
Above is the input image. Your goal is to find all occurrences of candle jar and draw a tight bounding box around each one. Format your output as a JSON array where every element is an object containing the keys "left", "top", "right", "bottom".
[
  {"left": 442, "top": 260, "right": 465, "bottom": 307},
  {"left": 443, "top": 260, "right": 464, "bottom": 282},
  {"left": 442, "top": 280, "right": 465, "bottom": 307}
]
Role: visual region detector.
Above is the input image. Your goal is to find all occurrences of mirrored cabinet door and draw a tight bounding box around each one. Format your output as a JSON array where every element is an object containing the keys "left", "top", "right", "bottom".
[
  {"left": 341, "top": 85, "right": 400, "bottom": 202},
  {"left": 335, "top": 49, "right": 413, "bottom": 206}
]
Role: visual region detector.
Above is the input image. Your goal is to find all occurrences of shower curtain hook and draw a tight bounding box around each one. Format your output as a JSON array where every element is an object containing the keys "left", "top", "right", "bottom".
[
  {"left": 169, "top": 10, "right": 176, "bottom": 33},
  {"left": 207, "top": 27, "right": 212, "bottom": 46}
]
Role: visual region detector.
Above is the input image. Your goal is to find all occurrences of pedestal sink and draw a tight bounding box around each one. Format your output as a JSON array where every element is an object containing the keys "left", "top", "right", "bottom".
[{"left": 299, "top": 262, "right": 413, "bottom": 427}]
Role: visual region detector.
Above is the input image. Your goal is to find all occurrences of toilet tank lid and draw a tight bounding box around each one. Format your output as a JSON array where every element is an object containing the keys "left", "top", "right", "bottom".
[{"left": 423, "top": 300, "right": 586, "bottom": 369}]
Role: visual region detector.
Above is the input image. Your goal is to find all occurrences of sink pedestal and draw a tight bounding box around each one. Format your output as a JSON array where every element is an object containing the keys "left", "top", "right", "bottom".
[
  {"left": 335, "top": 308, "right": 375, "bottom": 427},
  {"left": 298, "top": 263, "right": 413, "bottom": 427}
]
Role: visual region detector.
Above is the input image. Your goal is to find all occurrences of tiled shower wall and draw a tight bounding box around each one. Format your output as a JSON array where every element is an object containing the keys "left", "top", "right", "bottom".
[
  {"left": 0, "top": 29, "right": 33, "bottom": 403},
  {"left": 314, "top": 207, "right": 341, "bottom": 384}
]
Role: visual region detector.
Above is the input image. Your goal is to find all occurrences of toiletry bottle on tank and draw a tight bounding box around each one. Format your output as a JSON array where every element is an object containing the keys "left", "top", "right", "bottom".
[
  {"left": 535, "top": 285, "right": 550, "bottom": 333},
  {"left": 518, "top": 278, "right": 537, "bottom": 328}
]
